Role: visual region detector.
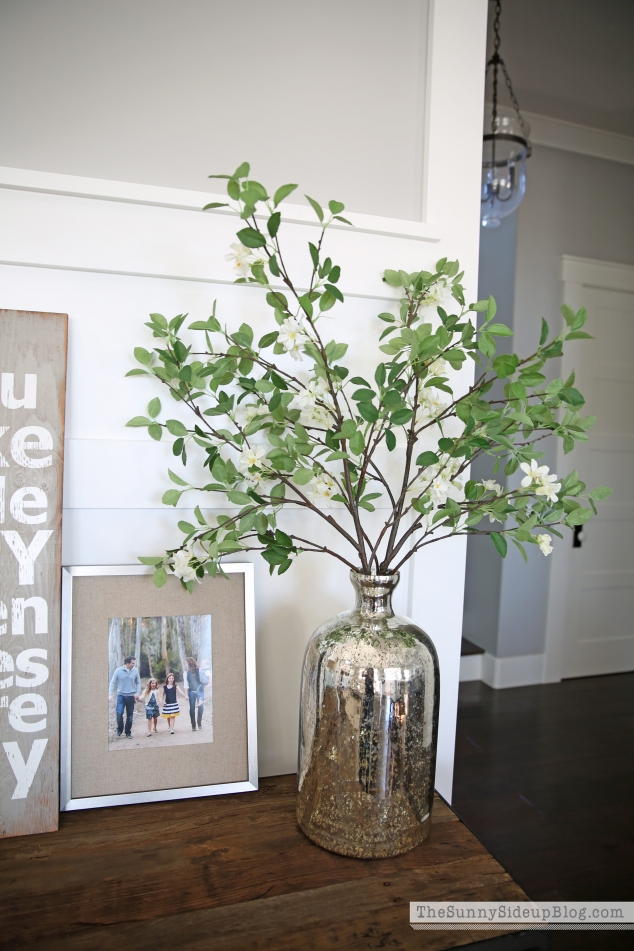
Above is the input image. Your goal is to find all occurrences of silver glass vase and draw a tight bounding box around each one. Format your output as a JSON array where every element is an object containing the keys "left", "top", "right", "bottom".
[{"left": 297, "top": 571, "right": 440, "bottom": 859}]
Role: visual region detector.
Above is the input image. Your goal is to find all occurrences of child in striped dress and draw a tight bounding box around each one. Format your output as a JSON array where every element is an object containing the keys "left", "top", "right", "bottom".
[{"left": 161, "top": 673, "right": 187, "bottom": 734}]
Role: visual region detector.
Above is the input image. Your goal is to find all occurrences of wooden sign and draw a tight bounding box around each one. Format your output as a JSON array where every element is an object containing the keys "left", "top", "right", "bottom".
[{"left": 0, "top": 310, "right": 67, "bottom": 837}]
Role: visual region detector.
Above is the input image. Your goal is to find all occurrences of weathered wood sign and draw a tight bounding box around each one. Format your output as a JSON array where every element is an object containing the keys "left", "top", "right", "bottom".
[{"left": 0, "top": 310, "right": 67, "bottom": 836}]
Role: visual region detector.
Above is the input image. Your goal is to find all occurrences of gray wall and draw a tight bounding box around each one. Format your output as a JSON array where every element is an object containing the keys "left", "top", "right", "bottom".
[
  {"left": 464, "top": 144, "right": 634, "bottom": 659},
  {"left": 0, "top": 0, "right": 428, "bottom": 220}
]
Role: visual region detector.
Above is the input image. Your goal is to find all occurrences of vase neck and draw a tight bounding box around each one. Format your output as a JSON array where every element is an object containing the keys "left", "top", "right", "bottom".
[{"left": 350, "top": 571, "right": 400, "bottom": 618}]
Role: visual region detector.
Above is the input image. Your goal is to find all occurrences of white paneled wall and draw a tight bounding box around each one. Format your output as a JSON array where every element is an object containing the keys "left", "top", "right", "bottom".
[{"left": 0, "top": 0, "right": 487, "bottom": 798}]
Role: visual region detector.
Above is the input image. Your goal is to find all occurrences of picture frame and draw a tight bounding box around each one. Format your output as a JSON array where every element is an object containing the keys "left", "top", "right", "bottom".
[{"left": 60, "top": 564, "right": 257, "bottom": 810}]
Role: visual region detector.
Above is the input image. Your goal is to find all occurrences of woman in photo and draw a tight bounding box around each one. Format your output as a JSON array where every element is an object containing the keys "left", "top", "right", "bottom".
[
  {"left": 140, "top": 678, "right": 161, "bottom": 736},
  {"left": 185, "top": 657, "right": 205, "bottom": 731},
  {"left": 161, "top": 673, "right": 187, "bottom": 734}
]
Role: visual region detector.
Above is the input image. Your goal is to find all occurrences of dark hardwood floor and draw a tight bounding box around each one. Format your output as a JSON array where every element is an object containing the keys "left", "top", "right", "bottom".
[{"left": 452, "top": 672, "right": 634, "bottom": 950}]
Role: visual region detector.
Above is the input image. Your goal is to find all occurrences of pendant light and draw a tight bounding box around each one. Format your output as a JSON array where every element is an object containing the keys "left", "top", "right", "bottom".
[{"left": 481, "top": 0, "right": 532, "bottom": 228}]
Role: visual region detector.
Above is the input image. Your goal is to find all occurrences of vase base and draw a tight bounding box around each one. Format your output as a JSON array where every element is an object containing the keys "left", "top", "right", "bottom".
[{"left": 297, "top": 784, "right": 432, "bottom": 859}]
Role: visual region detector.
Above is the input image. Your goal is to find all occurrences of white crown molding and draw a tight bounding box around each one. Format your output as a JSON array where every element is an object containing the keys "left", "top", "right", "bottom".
[
  {"left": 486, "top": 104, "right": 634, "bottom": 166},
  {"left": 0, "top": 165, "right": 442, "bottom": 244},
  {"left": 561, "top": 255, "right": 634, "bottom": 293}
]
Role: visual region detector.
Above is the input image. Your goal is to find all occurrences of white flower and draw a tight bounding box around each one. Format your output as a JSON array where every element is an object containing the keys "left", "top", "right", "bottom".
[
  {"left": 236, "top": 403, "right": 267, "bottom": 427},
  {"left": 535, "top": 474, "right": 561, "bottom": 504},
  {"left": 309, "top": 472, "right": 337, "bottom": 506},
  {"left": 536, "top": 534, "right": 553, "bottom": 556},
  {"left": 238, "top": 445, "right": 266, "bottom": 474},
  {"left": 416, "top": 388, "right": 448, "bottom": 424},
  {"left": 278, "top": 316, "right": 305, "bottom": 361},
  {"left": 427, "top": 357, "right": 449, "bottom": 378},
  {"left": 225, "top": 242, "right": 263, "bottom": 278},
  {"left": 293, "top": 377, "right": 335, "bottom": 428},
  {"left": 409, "top": 454, "right": 463, "bottom": 509},
  {"left": 482, "top": 479, "right": 504, "bottom": 496},
  {"left": 520, "top": 458, "right": 551, "bottom": 489},
  {"left": 429, "top": 475, "right": 452, "bottom": 506},
  {"left": 172, "top": 548, "right": 198, "bottom": 583},
  {"left": 422, "top": 278, "right": 449, "bottom": 310},
  {"left": 520, "top": 459, "right": 561, "bottom": 503}
]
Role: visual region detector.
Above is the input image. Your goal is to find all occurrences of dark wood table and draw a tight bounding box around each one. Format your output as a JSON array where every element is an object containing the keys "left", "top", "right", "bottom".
[{"left": 0, "top": 775, "right": 549, "bottom": 950}]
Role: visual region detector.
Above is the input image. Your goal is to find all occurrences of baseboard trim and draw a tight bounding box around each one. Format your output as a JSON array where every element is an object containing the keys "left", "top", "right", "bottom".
[{"left": 459, "top": 652, "right": 545, "bottom": 688}]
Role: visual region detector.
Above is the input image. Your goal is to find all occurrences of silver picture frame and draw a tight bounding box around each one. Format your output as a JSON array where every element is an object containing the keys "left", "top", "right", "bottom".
[{"left": 60, "top": 563, "right": 257, "bottom": 810}]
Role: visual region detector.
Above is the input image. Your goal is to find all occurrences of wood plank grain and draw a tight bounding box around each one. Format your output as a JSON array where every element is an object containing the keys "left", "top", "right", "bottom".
[
  {"left": 0, "top": 776, "right": 529, "bottom": 949},
  {"left": 0, "top": 309, "right": 67, "bottom": 838},
  {"left": 31, "top": 865, "right": 527, "bottom": 951}
]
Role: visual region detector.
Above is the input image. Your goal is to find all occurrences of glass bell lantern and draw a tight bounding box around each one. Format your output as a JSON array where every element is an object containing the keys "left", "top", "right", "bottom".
[
  {"left": 481, "top": 113, "right": 531, "bottom": 228},
  {"left": 481, "top": 0, "right": 531, "bottom": 228}
]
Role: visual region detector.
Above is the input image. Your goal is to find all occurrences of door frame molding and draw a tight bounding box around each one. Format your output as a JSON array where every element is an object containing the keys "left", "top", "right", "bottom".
[{"left": 543, "top": 256, "right": 634, "bottom": 682}]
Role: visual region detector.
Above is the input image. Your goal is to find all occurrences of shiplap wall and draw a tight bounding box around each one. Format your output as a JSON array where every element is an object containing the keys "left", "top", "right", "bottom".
[{"left": 0, "top": 0, "right": 487, "bottom": 799}]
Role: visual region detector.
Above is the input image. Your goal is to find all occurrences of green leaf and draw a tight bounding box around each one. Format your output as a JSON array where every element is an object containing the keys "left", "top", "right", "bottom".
[
  {"left": 567, "top": 507, "right": 593, "bottom": 525},
  {"left": 203, "top": 202, "right": 229, "bottom": 211},
  {"left": 479, "top": 332, "right": 496, "bottom": 359},
  {"left": 589, "top": 486, "right": 613, "bottom": 501},
  {"left": 273, "top": 183, "right": 298, "bottom": 206},
  {"left": 357, "top": 402, "right": 379, "bottom": 423},
  {"left": 305, "top": 195, "right": 324, "bottom": 222},
  {"left": 153, "top": 566, "right": 168, "bottom": 588},
  {"left": 561, "top": 303, "right": 576, "bottom": 327},
  {"left": 178, "top": 521, "right": 196, "bottom": 534},
  {"left": 487, "top": 323, "right": 513, "bottom": 337},
  {"left": 390, "top": 408, "right": 413, "bottom": 426},
  {"left": 166, "top": 419, "right": 188, "bottom": 436},
  {"left": 227, "top": 490, "right": 254, "bottom": 506},
  {"left": 267, "top": 212, "right": 281, "bottom": 237},
  {"left": 148, "top": 397, "right": 161, "bottom": 419},
  {"left": 350, "top": 376, "right": 372, "bottom": 388},
  {"left": 539, "top": 318, "right": 549, "bottom": 346},
  {"left": 328, "top": 200, "right": 345, "bottom": 215},
  {"left": 493, "top": 354, "right": 519, "bottom": 379},
  {"left": 236, "top": 227, "right": 266, "bottom": 249},
  {"left": 512, "top": 538, "right": 528, "bottom": 562},
  {"left": 385, "top": 429, "right": 396, "bottom": 451},
  {"left": 168, "top": 468, "right": 188, "bottom": 486},
  {"left": 333, "top": 216, "right": 353, "bottom": 226},
  {"left": 559, "top": 387, "right": 585, "bottom": 408},
  {"left": 349, "top": 430, "right": 365, "bottom": 455},
  {"left": 148, "top": 424, "right": 162, "bottom": 441},
  {"left": 138, "top": 556, "right": 164, "bottom": 566},
  {"left": 126, "top": 416, "right": 151, "bottom": 427},
  {"left": 383, "top": 269, "right": 402, "bottom": 287},
  {"left": 416, "top": 451, "right": 439, "bottom": 467},
  {"left": 162, "top": 489, "right": 184, "bottom": 506},
  {"left": 292, "top": 467, "right": 314, "bottom": 485},
  {"left": 352, "top": 388, "right": 375, "bottom": 403},
  {"left": 134, "top": 347, "right": 152, "bottom": 366},
  {"left": 491, "top": 533, "right": 508, "bottom": 557},
  {"left": 565, "top": 331, "right": 594, "bottom": 340},
  {"left": 324, "top": 283, "right": 344, "bottom": 303},
  {"left": 258, "top": 331, "right": 279, "bottom": 349}
]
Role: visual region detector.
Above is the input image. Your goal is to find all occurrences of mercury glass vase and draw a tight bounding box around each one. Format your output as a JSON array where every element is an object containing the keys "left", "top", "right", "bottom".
[{"left": 297, "top": 571, "right": 440, "bottom": 859}]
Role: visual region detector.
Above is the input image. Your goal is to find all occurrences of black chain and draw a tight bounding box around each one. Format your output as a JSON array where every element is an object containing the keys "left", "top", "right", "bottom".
[{"left": 485, "top": 0, "right": 530, "bottom": 141}]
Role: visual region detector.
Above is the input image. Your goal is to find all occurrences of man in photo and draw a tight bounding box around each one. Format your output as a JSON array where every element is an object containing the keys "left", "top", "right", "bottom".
[{"left": 108, "top": 656, "right": 141, "bottom": 738}]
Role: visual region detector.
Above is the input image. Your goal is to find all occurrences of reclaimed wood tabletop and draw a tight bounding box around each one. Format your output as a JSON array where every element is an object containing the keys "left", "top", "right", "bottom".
[{"left": 0, "top": 774, "right": 533, "bottom": 950}]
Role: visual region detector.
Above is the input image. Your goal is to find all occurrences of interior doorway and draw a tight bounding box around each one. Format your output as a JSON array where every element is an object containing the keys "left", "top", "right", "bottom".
[{"left": 544, "top": 256, "right": 634, "bottom": 680}]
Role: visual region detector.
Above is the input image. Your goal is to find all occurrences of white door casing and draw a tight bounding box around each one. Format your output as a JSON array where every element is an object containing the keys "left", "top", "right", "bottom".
[{"left": 544, "top": 257, "right": 634, "bottom": 681}]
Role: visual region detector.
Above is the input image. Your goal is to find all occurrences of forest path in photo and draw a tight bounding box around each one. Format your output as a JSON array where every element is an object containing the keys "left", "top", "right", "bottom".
[{"left": 108, "top": 678, "right": 213, "bottom": 752}]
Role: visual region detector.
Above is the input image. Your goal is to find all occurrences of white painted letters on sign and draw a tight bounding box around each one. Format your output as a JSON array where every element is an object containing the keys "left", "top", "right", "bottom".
[{"left": 0, "top": 310, "right": 67, "bottom": 837}]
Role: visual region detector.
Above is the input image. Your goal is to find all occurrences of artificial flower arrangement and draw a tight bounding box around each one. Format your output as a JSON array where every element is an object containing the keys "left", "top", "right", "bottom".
[{"left": 127, "top": 163, "right": 610, "bottom": 586}]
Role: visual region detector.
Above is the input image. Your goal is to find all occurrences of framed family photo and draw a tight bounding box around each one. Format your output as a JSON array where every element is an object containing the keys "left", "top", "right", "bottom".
[{"left": 60, "top": 564, "right": 257, "bottom": 810}]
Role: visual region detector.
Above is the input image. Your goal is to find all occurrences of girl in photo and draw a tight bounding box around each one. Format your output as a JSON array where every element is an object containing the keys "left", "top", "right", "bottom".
[
  {"left": 141, "top": 678, "right": 161, "bottom": 736},
  {"left": 161, "top": 673, "right": 187, "bottom": 734}
]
